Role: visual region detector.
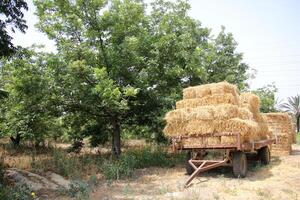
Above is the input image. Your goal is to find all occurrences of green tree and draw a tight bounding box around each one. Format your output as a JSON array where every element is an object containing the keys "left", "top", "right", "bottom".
[
  {"left": 0, "top": 0, "right": 28, "bottom": 57},
  {"left": 253, "top": 83, "right": 278, "bottom": 113},
  {"left": 204, "top": 26, "right": 249, "bottom": 90},
  {"left": 33, "top": 0, "right": 250, "bottom": 155},
  {"left": 280, "top": 95, "right": 300, "bottom": 132},
  {"left": 0, "top": 48, "right": 55, "bottom": 146}
]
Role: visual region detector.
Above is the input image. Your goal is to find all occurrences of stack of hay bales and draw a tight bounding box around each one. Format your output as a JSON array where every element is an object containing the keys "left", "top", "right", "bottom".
[
  {"left": 164, "top": 82, "right": 271, "bottom": 145},
  {"left": 263, "top": 113, "right": 293, "bottom": 156}
]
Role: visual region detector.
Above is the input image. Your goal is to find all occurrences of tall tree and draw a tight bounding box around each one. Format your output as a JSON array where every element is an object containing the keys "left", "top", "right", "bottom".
[
  {"left": 33, "top": 0, "right": 250, "bottom": 155},
  {"left": 280, "top": 95, "right": 300, "bottom": 132},
  {"left": 0, "top": 0, "right": 28, "bottom": 57}
]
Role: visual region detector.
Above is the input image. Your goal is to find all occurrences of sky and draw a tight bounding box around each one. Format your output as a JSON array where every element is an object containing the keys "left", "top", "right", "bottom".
[{"left": 11, "top": 0, "right": 300, "bottom": 102}]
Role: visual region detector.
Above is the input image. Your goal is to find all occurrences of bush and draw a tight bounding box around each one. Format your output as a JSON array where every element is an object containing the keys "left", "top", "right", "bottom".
[
  {"left": 68, "top": 180, "right": 90, "bottom": 200},
  {"left": 102, "top": 146, "right": 184, "bottom": 180},
  {"left": 0, "top": 184, "right": 32, "bottom": 200}
]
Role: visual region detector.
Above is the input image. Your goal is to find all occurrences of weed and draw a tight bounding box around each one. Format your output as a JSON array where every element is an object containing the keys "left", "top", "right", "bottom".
[
  {"left": 68, "top": 180, "right": 90, "bottom": 200},
  {"left": 0, "top": 183, "right": 33, "bottom": 200},
  {"left": 256, "top": 188, "right": 269, "bottom": 198},
  {"left": 102, "top": 146, "right": 185, "bottom": 180}
]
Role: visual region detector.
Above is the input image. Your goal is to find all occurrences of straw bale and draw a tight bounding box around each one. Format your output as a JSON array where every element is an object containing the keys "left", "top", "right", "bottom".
[
  {"left": 220, "top": 136, "right": 237, "bottom": 144},
  {"left": 238, "top": 107, "right": 254, "bottom": 120},
  {"left": 215, "top": 118, "right": 260, "bottom": 142},
  {"left": 203, "top": 137, "right": 221, "bottom": 146},
  {"left": 186, "top": 120, "right": 215, "bottom": 135},
  {"left": 213, "top": 104, "right": 239, "bottom": 120},
  {"left": 240, "top": 93, "right": 260, "bottom": 114},
  {"left": 210, "top": 82, "right": 240, "bottom": 105},
  {"left": 182, "top": 137, "right": 203, "bottom": 147},
  {"left": 163, "top": 121, "right": 188, "bottom": 137},
  {"left": 253, "top": 113, "right": 269, "bottom": 138},
  {"left": 182, "top": 82, "right": 240, "bottom": 104},
  {"left": 264, "top": 112, "right": 290, "bottom": 122},
  {"left": 176, "top": 93, "right": 239, "bottom": 109},
  {"left": 183, "top": 85, "right": 211, "bottom": 99},
  {"left": 165, "top": 107, "right": 214, "bottom": 123}
]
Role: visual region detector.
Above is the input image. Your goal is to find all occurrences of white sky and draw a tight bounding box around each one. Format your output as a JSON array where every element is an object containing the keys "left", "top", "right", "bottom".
[{"left": 11, "top": 0, "right": 300, "bottom": 102}]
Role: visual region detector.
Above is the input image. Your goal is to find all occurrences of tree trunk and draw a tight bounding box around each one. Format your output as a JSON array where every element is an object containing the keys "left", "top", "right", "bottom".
[
  {"left": 297, "top": 116, "right": 300, "bottom": 133},
  {"left": 10, "top": 133, "right": 21, "bottom": 146},
  {"left": 111, "top": 119, "right": 121, "bottom": 157}
]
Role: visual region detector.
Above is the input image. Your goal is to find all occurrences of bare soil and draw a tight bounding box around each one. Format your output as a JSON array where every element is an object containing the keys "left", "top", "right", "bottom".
[{"left": 91, "top": 144, "right": 300, "bottom": 200}]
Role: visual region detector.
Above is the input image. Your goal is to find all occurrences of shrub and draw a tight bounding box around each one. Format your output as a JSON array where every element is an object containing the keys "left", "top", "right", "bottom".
[
  {"left": 68, "top": 180, "right": 90, "bottom": 200},
  {"left": 102, "top": 146, "right": 184, "bottom": 180},
  {"left": 0, "top": 184, "right": 32, "bottom": 200}
]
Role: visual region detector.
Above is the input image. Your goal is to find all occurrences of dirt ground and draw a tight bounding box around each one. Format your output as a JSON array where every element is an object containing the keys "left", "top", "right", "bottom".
[{"left": 91, "top": 144, "right": 300, "bottom": 200}]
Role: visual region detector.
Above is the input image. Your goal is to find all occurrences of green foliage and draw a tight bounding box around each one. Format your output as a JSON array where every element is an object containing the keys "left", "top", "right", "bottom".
[
  {"left": 280, "top": 95, "right": 300, "bottom": 132},
  {"left": 253, "top": 83, "right": 278, "bottom": 113},
  {"left": 0, "top": 0, "right": 28, "bottom": 57},
  {"left": 0, "top": 0, "right": 251, "bottom": 153},
  {"left": 68, "top": 180, "right": 90, "bottom": 200},
  {"left": 0, "top": 184, "right": 32, "bottom": 200},
  {"left": 0, "top": 48, "right": 57, "bottom": 144},
  {"left": 102, "top": 146, "right": 185, "bottom": 180}
]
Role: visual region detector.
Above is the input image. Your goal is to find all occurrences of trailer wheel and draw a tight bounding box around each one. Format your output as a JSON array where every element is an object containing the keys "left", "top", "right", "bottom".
[
  {"left": 233, "top": 151, "right": 247, "bottom": 178},
  {"left": 258, "top": 146, "right": 270, "bottom": 165},
  {"left": 186, "top": 151, "right": 194, "bottom": 175}
]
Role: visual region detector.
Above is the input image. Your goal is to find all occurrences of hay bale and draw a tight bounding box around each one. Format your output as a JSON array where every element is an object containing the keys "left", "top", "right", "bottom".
[
  {"left": 186, "top": 119, "right": 215, "bottom": 135},
  {"left": 182, "top": 82, "right": 239, "bottom": 102},
  {"left": 213, "top": 104, "right": 239, "bottom": 120},
  {"left": 254, "top": 113, "right": 269, "bottom": 139},
  {"left": 215, "top": 118, "right": 260, "bottom": 142},
  {"left": 221, "top": 136, "right": 236, "bottom": 144},
  {"left": 204, "top": 137, "right": 221, "bottom": 146},
  {"left": 183, "top": 85, "right": 211, "bottom": 99},
  {"left": 238, "top": 107, "right": 254, "bottom": 120},
  {"left": 163, "top": 121, "right": 188, "bottom": 137},
  {"left": 176, "top": 93, "right": 239, "bottom": 109},
  {"left": 263, "top": 113, "right": 293, "bottom": 155},
  {"left": 240, "top": 93, "right": 260, "bottom": 114}
]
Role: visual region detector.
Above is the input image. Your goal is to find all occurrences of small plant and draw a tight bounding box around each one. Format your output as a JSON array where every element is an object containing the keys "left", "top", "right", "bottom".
[{"left": 68, "top": 180, "right": 90, "bottom": 200}]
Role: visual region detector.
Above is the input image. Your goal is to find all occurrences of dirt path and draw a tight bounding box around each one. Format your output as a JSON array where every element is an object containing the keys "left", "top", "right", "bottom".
[{"left": 91, "top": 145, "right": 300, "bottom": 200}]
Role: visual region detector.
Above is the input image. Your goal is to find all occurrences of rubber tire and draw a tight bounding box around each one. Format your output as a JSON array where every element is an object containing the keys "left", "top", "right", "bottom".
[
  {"left": 186, "top": 151, "right": 195, "bottom": 175},
  {"left": 232, "top": 151, "right": 248, "bottom": 178},
  {"left": 258, "top": 146, "right": 270, "bottom": 165}
]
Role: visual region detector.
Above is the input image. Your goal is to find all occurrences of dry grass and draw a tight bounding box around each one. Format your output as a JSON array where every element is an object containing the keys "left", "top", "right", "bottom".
[{"left": 90, "top": 145, "right": 300, "bottom": 200}]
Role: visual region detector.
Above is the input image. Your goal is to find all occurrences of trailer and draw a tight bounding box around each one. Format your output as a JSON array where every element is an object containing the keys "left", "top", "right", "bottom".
[{"left": 171, "top": 132, "right": 276, "bottom": 187}]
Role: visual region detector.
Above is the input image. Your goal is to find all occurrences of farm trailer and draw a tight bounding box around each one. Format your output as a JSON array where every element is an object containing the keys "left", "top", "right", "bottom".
[{"left": 171, "top": 132, "right": 276, "bottom": 187}]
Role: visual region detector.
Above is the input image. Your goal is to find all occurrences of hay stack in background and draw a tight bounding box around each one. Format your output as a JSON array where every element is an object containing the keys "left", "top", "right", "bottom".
[
  {"left": 164, "top": 81, "right": 271, "bottom": 146},
  {"left": 263, "top": 113, "right": 293, "bottom": 156}
]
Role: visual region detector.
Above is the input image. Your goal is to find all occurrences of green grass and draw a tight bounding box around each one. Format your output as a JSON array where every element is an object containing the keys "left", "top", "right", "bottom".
[
  {"left": 102, "top": 146, "right": 185, "bottom": 180},
  {"left": 296, "top": 133, "right": 300, "bottom": 144},
  {"left": 29, "top": 145, "right": 184, "bottom": 180}
]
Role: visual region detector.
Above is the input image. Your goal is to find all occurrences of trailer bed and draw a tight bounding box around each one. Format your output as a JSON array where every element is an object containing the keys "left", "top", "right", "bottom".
[{"left": 171, "top": 132, "right": 275, "bottom": 152}]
